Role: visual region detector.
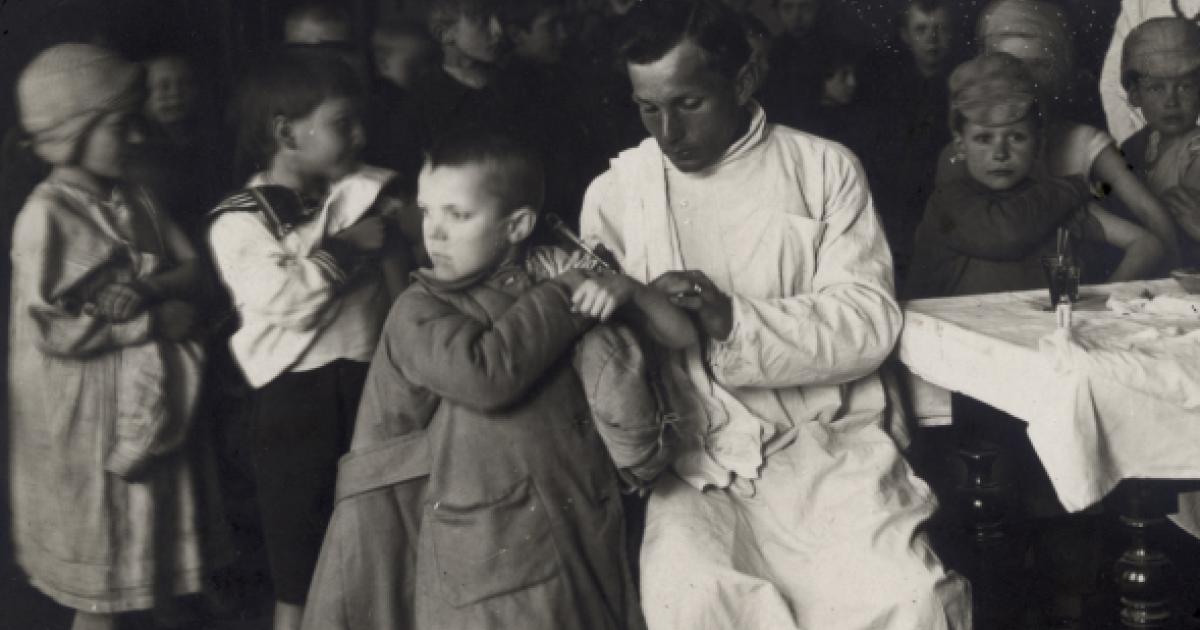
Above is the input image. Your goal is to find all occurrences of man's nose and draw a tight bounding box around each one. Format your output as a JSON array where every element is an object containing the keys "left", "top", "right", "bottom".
[{"left": 660, "top": 111, "right": 684, "bottom": 144}]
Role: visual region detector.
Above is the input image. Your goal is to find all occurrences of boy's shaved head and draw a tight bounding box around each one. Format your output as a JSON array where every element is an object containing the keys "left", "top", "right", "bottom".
[{"left": 427, "top": 130, "right": 545, "bottom": 214}]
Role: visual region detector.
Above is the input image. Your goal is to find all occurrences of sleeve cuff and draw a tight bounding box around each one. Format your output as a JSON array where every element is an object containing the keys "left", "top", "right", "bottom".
[
  {"left": 105, "top": 442, "right": 150, "bottom": 478},
  {"left": 706, "top": 296, "right": 745, "bottom": 377},
  {"left": 311, "top": 244, "right": 353, "bottom": 285}
]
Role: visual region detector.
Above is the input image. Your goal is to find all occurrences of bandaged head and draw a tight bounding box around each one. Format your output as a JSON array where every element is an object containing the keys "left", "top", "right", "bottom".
[
  {"left": 1121, "top": 17, "right": 1200, "bottom": 89},
  {"left": 949, "top": 51, "right": 1038, "bottom": 129},
  {"left": 977, "top": 0, "right": 1072, "bottom": 93},
  {"left": 17, "top": 43, "right": 145, "bottom": 166}
]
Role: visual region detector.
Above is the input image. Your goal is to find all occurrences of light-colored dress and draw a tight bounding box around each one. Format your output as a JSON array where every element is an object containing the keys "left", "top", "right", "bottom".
[
  {"left": 581, "top": 104, "right": 971, "bottom": 630},
  {"left": 8, "top": 178, "right": 219, "bottom": 613}
]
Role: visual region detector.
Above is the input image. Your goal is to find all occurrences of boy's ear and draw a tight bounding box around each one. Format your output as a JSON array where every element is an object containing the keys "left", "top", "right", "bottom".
[
  {"left": 273, "top": 115, "right": 298, "bottom": 151},
  {"left": 505, "top": 207, "right": 537, "bottom": 244}
]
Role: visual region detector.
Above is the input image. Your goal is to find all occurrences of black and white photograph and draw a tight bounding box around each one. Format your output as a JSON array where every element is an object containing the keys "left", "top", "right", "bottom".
[{"left": 1, "top": 0, "right": 1199, "bottom": 629}]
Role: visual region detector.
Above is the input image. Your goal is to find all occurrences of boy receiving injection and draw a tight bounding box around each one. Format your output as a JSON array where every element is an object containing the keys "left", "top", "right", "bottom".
[{"left": 303, "top": 131, "right": 692, "bottom": 630}]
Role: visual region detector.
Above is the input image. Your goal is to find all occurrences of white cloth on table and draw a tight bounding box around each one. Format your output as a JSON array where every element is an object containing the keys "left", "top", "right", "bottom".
[
  {"left": 900, "top": 281, "right": 1200, "bottom": 536},
  {"left": 582, "top": 103, "right": 969, "bottom": 630}
]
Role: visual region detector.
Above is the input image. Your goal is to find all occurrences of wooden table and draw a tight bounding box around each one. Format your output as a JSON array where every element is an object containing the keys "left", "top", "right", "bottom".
[{"left": 898, "top": 279, "right": 1200, "bottom": 628}]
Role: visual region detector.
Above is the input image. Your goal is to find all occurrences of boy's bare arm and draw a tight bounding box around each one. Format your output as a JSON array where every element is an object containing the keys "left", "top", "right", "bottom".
[
  {"left": 1087, "top": 203, "right": 1165, "bottom": 282},
  {"left": 1091, "top": 147, "right": 1182, "bottom": 266}
]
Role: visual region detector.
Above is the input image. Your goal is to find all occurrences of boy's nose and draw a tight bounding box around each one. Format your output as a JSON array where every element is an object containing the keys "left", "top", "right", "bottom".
[
  {"left": 992, "top": 140, "right": 1010, "bottom": 161},
  {"left": 425, "top": 217, "right": 447, "bottom": 241}
]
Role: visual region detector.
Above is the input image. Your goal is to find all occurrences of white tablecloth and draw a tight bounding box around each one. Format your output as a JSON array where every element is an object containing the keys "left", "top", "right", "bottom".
[{"left": 899, "top": 279, "right": 1200, "bottom": 535}]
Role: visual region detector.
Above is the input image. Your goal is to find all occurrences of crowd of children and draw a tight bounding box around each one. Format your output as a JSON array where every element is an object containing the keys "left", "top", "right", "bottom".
[{"left": 5, "top": 0, "right": 1200, "bottom": 629}]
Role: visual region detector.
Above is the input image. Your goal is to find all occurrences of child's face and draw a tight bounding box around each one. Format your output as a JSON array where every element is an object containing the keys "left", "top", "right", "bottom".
[
  {"left": 1130, "top": 72, "right": 1200, "bottom": 139},
  {"left": 822, "top": 65, "right": 857, "bottom": 106},
  {"left": 286, "top": 16, "right": 353, "bottom": 45},
  {"left": 900, "top": 6, "right": 952, "bottom": 74},
  {"left": 511, "top": 7, "right": 569, "bottom": 65},
  {"left": 373, "top": 33, "right": 437, "bottom": 89},
  {"left": 418, "top": 163, "right": 517, "bottom": 282},
  {"left": 778, "top": 0, "right": 820, "bottom": 37},
  {"left": 447, "top": 12, "right": 505, "bottom": 64},
  {"left": 608, "top": 0, "right": 637, "bottom": 16},
  {"left": 79, "top": 107, "right": 144, "bottom": 180},
  {"left": 955, "top": 118, "right": 1039, "bottom": 191},
  {"left": 288, "top": 96, "right": 365, "bottom": 180},
  {"left": 145, "top": 57, "right": 196, "bottom": 126}
]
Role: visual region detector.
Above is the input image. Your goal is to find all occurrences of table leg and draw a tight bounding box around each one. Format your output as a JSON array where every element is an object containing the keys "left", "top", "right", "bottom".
[
  {"left": 1115, "top": 481, "right": 1176, "bottom": 629},
  {"left": 957, "top": 440, "right": 1006, "bottom": 545}
]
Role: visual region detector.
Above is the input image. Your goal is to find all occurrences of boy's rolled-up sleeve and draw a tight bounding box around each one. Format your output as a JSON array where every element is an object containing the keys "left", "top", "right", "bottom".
[{"left": 706, "top": 151, "right": 902, "bottom": 389}]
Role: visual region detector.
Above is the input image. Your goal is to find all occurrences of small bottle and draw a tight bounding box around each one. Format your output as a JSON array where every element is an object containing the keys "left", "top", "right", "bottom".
[{"left": 1055, "top": 294, "right": 1073, "bottom": 329}]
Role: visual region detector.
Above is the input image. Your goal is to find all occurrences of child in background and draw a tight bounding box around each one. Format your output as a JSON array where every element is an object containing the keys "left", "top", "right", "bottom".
[
  {"left": 936, "top": 0, "right": 1182, "bottom": 272},
  {"left": 209, "top": 48, "right": 412, "bottom": 630},
  {"left": 907, "top": 52, "right": 1164, "bottom": 299},
  {"left": 1120, "top": 17, "right": 1200, "bottom": 264},
  {"left": 372, "top": 18, "right": 439, "bottom": 91},
  {"left": 303, "top": 131, "right": 693, "bottom": 630},
  {"left": 133, "top": 52, "right": 226, "bottom": 236},
  {"left": 144, "top": 54, "right": 198, "bottom": 144},
  {"left": 9, "top": 43, "right": 222, "bottom": 630},
  {"left": 505, "top": 0, "right": 570, "bottom": 66},
  {"left": 760, "top": 0, "right": 827, "bottom": 123}
]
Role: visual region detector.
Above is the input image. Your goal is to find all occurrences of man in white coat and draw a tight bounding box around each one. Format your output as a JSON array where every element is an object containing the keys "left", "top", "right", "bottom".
[{"left": 579, "top": 1, "right": 972, "bottom": 628}]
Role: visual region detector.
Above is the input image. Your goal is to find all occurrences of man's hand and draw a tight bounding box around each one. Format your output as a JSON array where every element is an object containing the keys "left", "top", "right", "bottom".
[
  {"left": 650, "top": 270, "right": 733, "bottom": 340},
  {"left": 572, "top": 273, "right": 637, "bottom": 321},
  {"left": 330, "top": 216, "right": 386, "bottom": 253}
]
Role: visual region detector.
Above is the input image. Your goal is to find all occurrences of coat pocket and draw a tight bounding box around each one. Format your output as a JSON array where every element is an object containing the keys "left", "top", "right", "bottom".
[{"left": 429, "top": 477, "right": 560, "bottom": 607}]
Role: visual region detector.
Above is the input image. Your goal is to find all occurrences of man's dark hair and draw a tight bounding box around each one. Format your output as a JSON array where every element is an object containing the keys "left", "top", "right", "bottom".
[
  {"left": 616, "top": 0, "right": 751, "bottom": 79},
  {"left": 232, "top": 47, "right": 364, "bottom": 173},
  {"left": 426, "top": 130, "right": 546, "bottom": 213}
]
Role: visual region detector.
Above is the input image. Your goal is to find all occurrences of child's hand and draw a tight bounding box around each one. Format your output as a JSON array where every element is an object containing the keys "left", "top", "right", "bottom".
[
  {"left": 331, "top": 216, "right": 386, "bottom": 253},
  {"left": 93, "top": 282, "right": 147, "bottom": 322},
  {"left": 572, "top": 273, "right": 637, "bottom": 322},
  {"left": 152, "top": 300, "right": 196, "bottom": 341}
]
